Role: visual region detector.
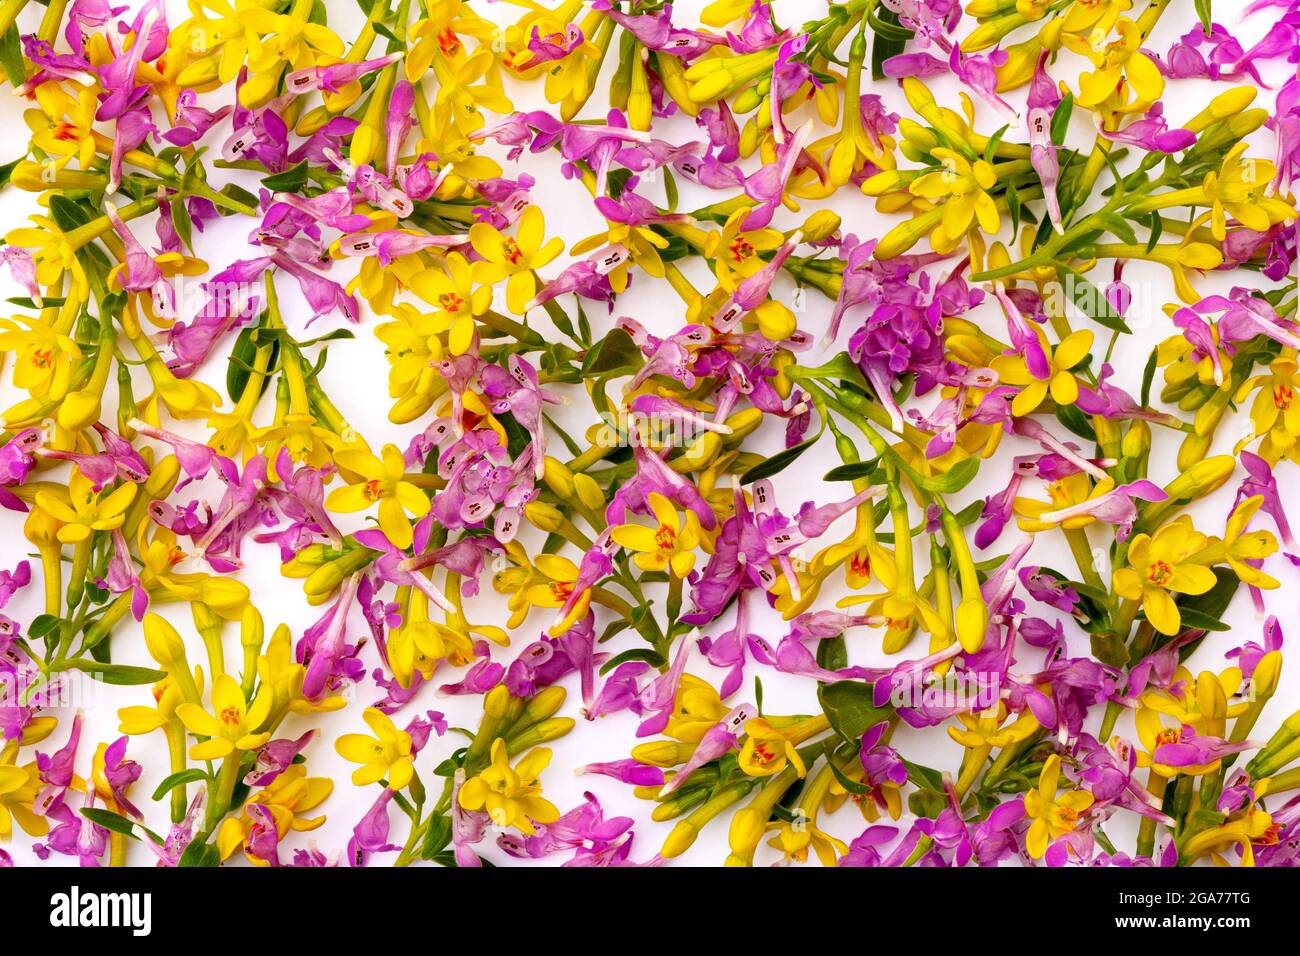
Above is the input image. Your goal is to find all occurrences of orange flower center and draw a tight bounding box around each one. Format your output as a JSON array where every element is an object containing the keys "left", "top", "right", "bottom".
[
  {"left": 653, "top": 523, "right": 676, "bottom": 551},
  {"left": 219, "top": 706, "right": 241, "bottom": 726},
  {"left": 438, "top": 292, "right": 464, "bottom": 313},
  {"left": 363, "top": 479, "right": 384, "bottom": 501},
  {"left": 1275, "top": 383, "right": 1293, "bottom": 410},
  {"left": 549, "top": 581, "right": 573, "bottom": 602},
  {"left": 1155, "top": 727, "right": 1181, "bottom": 746},
  {"left": 751, "top": 741, "right": 776, "bottom": 765},
  {"left": 437, "top": 28, "right": 461, "bottom": 57},
  {"left": 501, "top": 237, "right": 524, "bottom": 266},
  {"left": 728, "top": 238, "right": 755, "bottom": 263},
  {"left": 1146, "top": 560, "right": 1173, "bottom": 587}
]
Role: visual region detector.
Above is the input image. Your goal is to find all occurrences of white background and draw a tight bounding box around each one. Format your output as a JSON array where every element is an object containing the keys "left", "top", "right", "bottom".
[{"left": 0, "top": 0, "right": 1292, "bottom": 866}]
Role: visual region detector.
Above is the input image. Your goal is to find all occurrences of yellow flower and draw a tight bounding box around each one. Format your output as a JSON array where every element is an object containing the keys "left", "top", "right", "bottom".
[
  {"left": 1061, "top": 0, "right": 1131, "bottom": 34},
  {"left": 326, "top": 444, "right": 431, "bottom": 549},
  {"left": 948, "top": 701, "right": 1040, "bottom": 749},
  {"left": 700, "top": 208, "right": 785, "bottom": 292},
  {"left": 216, "top": 764, "right": 332, "bottom": 863},
  {"left": 430, "top": 47, "right": 512, "bottom": 136},
  {"left": 375, "top": 305, "right": 449, "bottom": 411},
  {"left": 610, "top": 492, "right": 703, "bottom": 577},
  {"left": 0, "top": 312, "right": 82, "bottom": 399},
  {"left": 469, "top": 205, "right": 564, "bottom": 314},
  {"left": 662, "top": 674, "right": 728, "bottom": 742},
  {"left": 408, "top": 252, "right": 492, "bottom": 355},
  {"left": 1111, "top": 516, "right": 1216, "bottom": 636},
  {"left": 991, "top": 328, "right": 1093, "bottom": 417},
  {"left": 1065, "top": 18, "right": 1163, "bottom": 113},
  {"left": 908, "top": 148, "right": 1000, "bottom": 253},
  {"left": 404, "top": 0, "right": 497, "bottom": 82},
  {"left": 0, "top": 751, "right": 48, "bottom": 839},
  {"left": 458, "top": 738, "right": 560, "bottom": 834},
  {"left": 765, "top": 817, "right": 848, "bottom": 866},
  {"left": 520, "top": 553, "right": 592, "bottom": 633},
  {"left": 33, "top": 468, "right": 137, "bottom": 544},
  {"left": 118, "top": 672, "right": 195, "bottom": 734},
  {"left": 175, "top": 673, "right": 273, "bottom": 760},
  {"left": 5, "top": 215, "right": 90, "bottom": 301},
  {"left": 1218, "top": 496, "right": 1279, "bottom": 589},
  {"left": 1203, "top": 143, "right": 1295, "bottom": 242},
  {"left": 385, "top": 588, "right": 480, "bottom": 689},
  {"left": 335, "top": 707, "right": 415, "bottom": 790},
  {"left": 1237, "top": 355, "right": 1300, "bottom": 462},
  {"left": 1023, "top": 754, "right": 1094, "bottom": 859},
  {"left": 26, "top": 83, "right": 98, "bottom": 171},
  {"left": 738, "top": 717, "right": 808, "bottom": 778},
  {"left": 1133, "top": 667, "right": 1245, "bottom": 778},
  {"left": 1015, "top": 472, "right": 1115, "bottom": 532}
]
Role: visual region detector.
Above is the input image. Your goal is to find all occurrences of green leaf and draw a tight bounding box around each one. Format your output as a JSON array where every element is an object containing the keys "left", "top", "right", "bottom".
[
  {"left": 1140, "top": 347, "right": 1159, "bottom": 407},
  {"left": 151, "top": 769, "right": 209, "bottom": 802},
  {"left": 225, "top": 323, "right": 279, "bottom": 403},
  {"left": 49, "top": 194, "right": 94, "bottom": 232},
  {"left": 1058, "top": 265, "right": 1132, "bottom": 333},
  {"left": 80, "top": 807, "right": 141, "bottom": 839},
  {"left": 823, "top": 460, "right": 880, "bottom": 483},
  {"left": 1144, "top": 211, "right": 1163, "bottom": 253},
  {"left": 420, "top": 815, "right": 453, "bottom": 859},
  {"left": 0, "top": 25, "right": 23, "bottom": 87},
  {"left": 909, "top": 788, "right": 945, "bottom": 819},
  {"left": 869, "top": 6, "right": 912, "bottom": 80},
  {"left": 0, "top": 156, "right": 21, "bottom": 190},
  {"left": 902, "top": 759, "right": 945, "bottom": 792},
  {"left": 581, "top": 326, "right": 642, "bottom": 376},
  {"left": 599, "top": 647, "right": 666, "bottom": 674},
  {"left": 1055, "top": 402, "right": 1097, "bottom": 442},
  {"left": 179, "top": 840, "right": 221, "bottom": 867},
  {"left": 917, "top": 455, "right": 981, "bottom": 494},
  {"left": 816, "top": 634, "right": 847, "bottom": 672},
  {"left": 261, "top": 160, "right": 309, "bottom": 193},
  {"left": 1050, "top": 93, "right": 1074, "bottom": 147},
  {"left": 827, "top": 757, "right": 870, "bottom": 795},
  {"left": 818, "top": 680, "right": 892, "bottom": 743},
  {"left": 739, "top": 434, "right": 820, "bottom": 483},
  {"left": 1194, "top": 0, "right": 1212, "bottom": 35},
  {"left": 28, "top": 614, "right": 63, "bottom": 639},
  {"left": 59, "top": 659, "right": 168, "bottom": 685},
  {"left": 1174, "top": 607, "right": 1229, "bottom": 632}
]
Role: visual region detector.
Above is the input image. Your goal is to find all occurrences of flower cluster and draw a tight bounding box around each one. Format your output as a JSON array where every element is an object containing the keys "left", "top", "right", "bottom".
[{"left": 1, "top": 0, "right": 1300, "bottom": 869}]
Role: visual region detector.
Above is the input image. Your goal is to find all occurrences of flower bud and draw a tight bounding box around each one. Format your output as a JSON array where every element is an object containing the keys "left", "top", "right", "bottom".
[
  {"left": 542, "top": 456, "right": 576, "bottom": 500},
  {"left": 1163, "top": 454, "right": 1234, "bottom": 501},
  {"left": 1176, "top": 432, "right": 1211, "bottom": 471},
  {"left": 240, "top": 605, "right": 264, "bottom": 651},
  {"left": 1121, "top": 420, "right": 1151, "bottom": 459},
  {"left": 505, "top": 717, "right": 575, "bottom": 751},
  {"left": 517, "top": 685, "right": 567, "bottom": 725},
  {"left": 57, "top": 390, "right": 103, "bottom": 433},
  {"left": 143, "top": 613, "right": 187, "bottom": 668},
  {"left": 650, "top": 787, "right": 708, "bottom": 821},
  {"left": 524, "top": 500, "right": 566, "bottom": 532},
  {"left": 798, "top": 210, "right": 841, "bottom": 243},
  {"left": 631, "top": 740, "right": 695, "bottom": 767},
  {"left": 573, "top": 473, "right": 605, "bottom": 512},
  {"left": 1185, "top": 87, "right": 1257, "bottom": 133}
]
